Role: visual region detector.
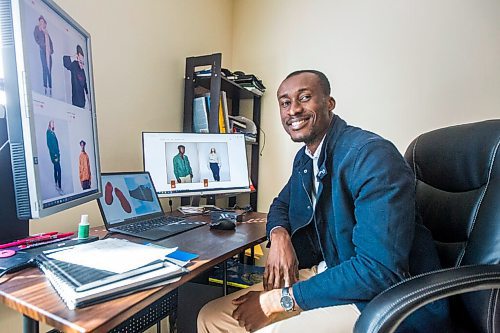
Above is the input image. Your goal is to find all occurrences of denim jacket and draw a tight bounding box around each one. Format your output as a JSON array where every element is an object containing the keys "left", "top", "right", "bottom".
[{"left": 268, "top": 115, "right": 436, "bottom": 310}]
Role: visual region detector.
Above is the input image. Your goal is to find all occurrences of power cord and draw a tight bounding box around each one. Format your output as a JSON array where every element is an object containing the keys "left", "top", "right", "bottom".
[
  {"left": 101, "top": 231, "right": 116, "bottom": 240},
  {"left": 259, "top": 127, "right": 266, "bottom": 156},
  {"left": 0, "top": 139, "right": 9, "bottom": 153}
]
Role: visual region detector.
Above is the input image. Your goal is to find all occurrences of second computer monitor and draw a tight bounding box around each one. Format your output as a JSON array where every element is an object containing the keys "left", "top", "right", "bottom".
[
  {"left": 1, "top": 0, "right": 101, "bottom": 219},
  {"left": 142, "top": 132, "right": 250, "bottom": 198}
]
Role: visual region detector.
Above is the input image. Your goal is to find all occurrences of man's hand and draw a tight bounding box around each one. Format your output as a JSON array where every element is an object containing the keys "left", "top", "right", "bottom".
[
  {"left": 232, "top": 291, "right": 273, "bottom": 332},
  {"left": 264, "top": 227, "right": 299, "bottom": 291}
]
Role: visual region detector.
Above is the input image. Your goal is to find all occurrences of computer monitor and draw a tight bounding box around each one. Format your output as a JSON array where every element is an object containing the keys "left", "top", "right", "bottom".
[
  {"left": 142, "top": 132, "right": 250, "bottom": 200},
  {"left": 0, "top": 0, "right": 101, "bottom": 219}
]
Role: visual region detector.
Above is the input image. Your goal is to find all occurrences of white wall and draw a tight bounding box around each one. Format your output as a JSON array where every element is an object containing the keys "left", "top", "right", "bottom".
[{"left": 232, "top": 0, "right": 500, "bottom": 211}]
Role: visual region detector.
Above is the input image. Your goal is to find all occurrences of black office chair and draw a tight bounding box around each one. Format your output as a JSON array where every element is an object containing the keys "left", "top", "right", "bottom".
[{"left": 355, "top": 120, "right": 500, "bottom": 333}]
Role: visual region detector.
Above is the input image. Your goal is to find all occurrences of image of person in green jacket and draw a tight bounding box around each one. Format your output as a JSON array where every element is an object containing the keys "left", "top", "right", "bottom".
[
  {"left": 173, "top": 145, "right": 193, "bottom": 183},
  {"left": 46, "top": 120, "right": 62, "bottom": 193}
]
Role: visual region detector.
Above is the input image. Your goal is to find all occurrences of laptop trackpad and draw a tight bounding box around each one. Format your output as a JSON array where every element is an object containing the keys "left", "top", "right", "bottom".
[
  {"left": 140, "top": 225, "right": 184, "bottom": 239},
  {"left": 138, "top": 230, "right": 168, "bottom": 241}
]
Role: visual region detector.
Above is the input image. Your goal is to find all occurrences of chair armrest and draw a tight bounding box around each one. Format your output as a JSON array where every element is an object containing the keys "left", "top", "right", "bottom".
[{"left": 354, "top": 264, "right": 500, "bottom": 333}]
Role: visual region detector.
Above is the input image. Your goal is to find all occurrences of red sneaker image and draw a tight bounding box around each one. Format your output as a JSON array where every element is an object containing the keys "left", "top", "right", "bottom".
[
  {"left": 105, "top": 181, "right": 113, "bottom": 205},
  {"left": 114, "top": 187, "right": 132, "bottom": 213}
]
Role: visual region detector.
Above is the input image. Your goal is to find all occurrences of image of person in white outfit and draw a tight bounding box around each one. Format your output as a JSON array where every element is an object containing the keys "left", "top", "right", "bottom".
[{"left": 208, "top": 147, "right": 221, "bottom": 181}]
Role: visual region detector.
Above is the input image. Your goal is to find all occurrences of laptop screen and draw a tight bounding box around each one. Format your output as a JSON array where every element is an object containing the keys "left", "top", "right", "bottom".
[{"left": 98, "top": 172, "right": 163, "bottom": 225}]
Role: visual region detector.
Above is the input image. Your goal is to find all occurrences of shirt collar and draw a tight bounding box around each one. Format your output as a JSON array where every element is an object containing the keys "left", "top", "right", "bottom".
[{"left": 304, "top": 135, "right": 326, "bottom": 160}]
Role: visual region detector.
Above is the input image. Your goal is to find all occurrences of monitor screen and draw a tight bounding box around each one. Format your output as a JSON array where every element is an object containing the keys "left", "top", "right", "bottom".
[
  {"left": 0, "top": 0, "right": 101, "bottom": 218},
  {"left": 97, "top": 172, "right": 163, "bottom": 226},
  {"left": 142, "top": 132, "right": 250, "bottom": 198}
]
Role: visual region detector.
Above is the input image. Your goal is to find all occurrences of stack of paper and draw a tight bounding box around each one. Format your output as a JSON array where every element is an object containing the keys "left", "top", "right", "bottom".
[
  {"left": 37, "top": 238, "right": 188, "bottom": 309},
  {"left": 177, "top": 206, "right": 205, "bottom": 215}
]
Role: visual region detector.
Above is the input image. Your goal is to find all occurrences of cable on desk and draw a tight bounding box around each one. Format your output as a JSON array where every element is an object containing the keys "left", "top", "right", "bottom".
[
  {"left": 101, "top": 231, "right": 116, "bottom": 240},
  {"left": 0, "top": 139, "right": 9, "bottom": 153}
]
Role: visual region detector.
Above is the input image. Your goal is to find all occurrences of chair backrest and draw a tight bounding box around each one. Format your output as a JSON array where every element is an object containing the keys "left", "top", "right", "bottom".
[{"left": 404, "top": 120, "right": 500, "bottom": 332}]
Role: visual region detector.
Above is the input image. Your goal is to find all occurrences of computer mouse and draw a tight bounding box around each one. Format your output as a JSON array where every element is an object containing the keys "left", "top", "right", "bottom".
[{"left": 209, "top": 219, "right": 236, "bottom": 231}]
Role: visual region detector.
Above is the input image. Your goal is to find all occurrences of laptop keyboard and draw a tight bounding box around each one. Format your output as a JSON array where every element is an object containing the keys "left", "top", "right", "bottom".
[{"left": 116, "top": 216, "right": 187, "bottom": 234}]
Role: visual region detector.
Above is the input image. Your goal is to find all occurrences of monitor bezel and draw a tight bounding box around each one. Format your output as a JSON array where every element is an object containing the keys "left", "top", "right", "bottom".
[
  {"left": 142, "top": 132, "right": 251, "bottom": 199},
  {"left": 1, "top": 0, "right": 101, "bottom": 218}
]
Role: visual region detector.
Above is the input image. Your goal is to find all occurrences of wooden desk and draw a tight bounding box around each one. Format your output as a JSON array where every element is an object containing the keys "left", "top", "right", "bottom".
[{"left": 0, "top": 212, "right": 267, "bottom": 333}]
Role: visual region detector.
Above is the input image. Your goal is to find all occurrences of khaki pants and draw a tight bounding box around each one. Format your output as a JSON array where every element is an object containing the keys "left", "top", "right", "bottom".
[
  {"left": 197, "top": 268, "right": 360, "bottom": 333},
  {"left": 179, "top": 175, "right": 192, "bottom": 183}
]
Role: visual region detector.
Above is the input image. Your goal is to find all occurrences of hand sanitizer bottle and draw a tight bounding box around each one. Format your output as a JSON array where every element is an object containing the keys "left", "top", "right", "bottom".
[{"left": 78, "top": 214, "right": 90, "bottom": 239}]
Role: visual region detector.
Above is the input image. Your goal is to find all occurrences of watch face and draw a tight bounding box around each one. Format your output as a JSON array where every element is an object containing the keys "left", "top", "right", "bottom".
[{"left": 280, "top": 295, "right": 294, "bottom": 311}]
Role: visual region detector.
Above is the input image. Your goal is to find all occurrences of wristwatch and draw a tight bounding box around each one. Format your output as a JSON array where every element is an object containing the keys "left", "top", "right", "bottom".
[{"left": 280, "top": 287, "right": 295, "bottom": 312}]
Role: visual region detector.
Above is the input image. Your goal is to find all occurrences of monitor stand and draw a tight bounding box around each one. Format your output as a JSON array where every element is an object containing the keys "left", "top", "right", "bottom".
[{"left": 181, "top": 196, "right": 199, "bottom": 207}]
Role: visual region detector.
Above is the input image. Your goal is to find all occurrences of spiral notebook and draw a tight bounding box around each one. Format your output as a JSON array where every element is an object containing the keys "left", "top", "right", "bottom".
[{"left": 37, "top": 238, "right": 188, "bottom": 309}]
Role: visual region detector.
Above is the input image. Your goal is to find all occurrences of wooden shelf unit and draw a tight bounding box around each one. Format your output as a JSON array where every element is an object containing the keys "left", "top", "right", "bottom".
[{"left": 183, "top": 53, "right": 262, "bottom": 211}]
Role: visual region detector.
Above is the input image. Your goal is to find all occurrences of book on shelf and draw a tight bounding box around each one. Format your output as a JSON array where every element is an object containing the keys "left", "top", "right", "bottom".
[
  {"left": 228, "top": 116, "right": 257, "bottom": 142},
  {"left": 244, "top": 134, "right": 257, "bottom": 143},
  {"left": 193, "top": 68, "right": 265, "bottom": 95},
  {"left": 194, "top": 69, "right": 212, "bottom": 77},
  {"left": 220, "top": 91, "right": 230, "bottom": 133},
  {"left": 241, "top": 86, "right": 264, "bottom": 96},
  {"left": 194, "top": 68, "right": 236, "bottom": 79},
  {"left": 193, "top": 96, "right": 209, "bottom": 133},
  {"left": 218, "top": 94, "right": 227, "bottom": 133},
  {"left": 228, "top": 115, "right": 247, "bottom": 134},
  {"left": 233, "top": 74, "right": 266, "bottom": 92},
  {"left": 204, "top": 92, "right": 230, "bottom": 133},
  {"left": 37, "top": 238, "right": 189, "bottom": 309}
]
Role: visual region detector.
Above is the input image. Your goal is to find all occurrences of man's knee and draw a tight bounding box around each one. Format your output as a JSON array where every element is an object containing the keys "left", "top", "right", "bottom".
[
  {"left": 197, "top": 297, "right": 232, "bottom": 332},
  {"left": 197, "top": 300, "right": 215, "bottom": 328},
  {"left": 197, "top": 284, "right": 263, "bottom": 332}
]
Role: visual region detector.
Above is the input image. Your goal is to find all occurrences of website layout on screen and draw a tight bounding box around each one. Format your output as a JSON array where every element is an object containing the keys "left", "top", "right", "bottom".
[
  {"left": 21, "top": 0, "right": 98, "bottom": 208},
  {"left": 143, "top": 133, "right": 249, "bottom": 197}
]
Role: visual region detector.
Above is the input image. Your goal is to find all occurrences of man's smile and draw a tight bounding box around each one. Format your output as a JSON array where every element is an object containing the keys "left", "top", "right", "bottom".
[{"left": 288, "top": 117, "right": 311, "bottom": 131}]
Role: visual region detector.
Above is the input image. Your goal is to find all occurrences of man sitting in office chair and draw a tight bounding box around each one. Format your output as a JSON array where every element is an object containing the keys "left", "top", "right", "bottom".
[{"left": 197, "top": 70, "right": 450, "bottom": 332}]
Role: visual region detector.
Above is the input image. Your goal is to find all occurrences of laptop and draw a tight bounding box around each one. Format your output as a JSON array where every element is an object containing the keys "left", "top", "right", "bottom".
[{"left": 97, "top": 172, "right": 205, "bottom": 241}]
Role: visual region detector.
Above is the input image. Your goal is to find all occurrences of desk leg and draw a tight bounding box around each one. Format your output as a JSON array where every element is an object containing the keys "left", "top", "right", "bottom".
[
  {"left": 22, "top": 315, "right": 39, "bottom": 333},
  {"left": 223, "top": 259, "right": 228, "bottom": 296}
]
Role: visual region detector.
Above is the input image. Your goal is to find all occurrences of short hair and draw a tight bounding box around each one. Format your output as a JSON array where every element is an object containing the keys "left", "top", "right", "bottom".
[
  {"left": 80, "top": 140, "right": 86, "bottom": 146},
  {"left": 38, "top": 16, "right": 46, "bottom": 23},
  {"left": 76, "top": 45, "right": 84, "bottom": 56},
  {"left": 285, "top": 70, "right": 331, "bottom": 96},
  {"left": 178, "top": 145, "right": 185, "bottom": 150}
]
